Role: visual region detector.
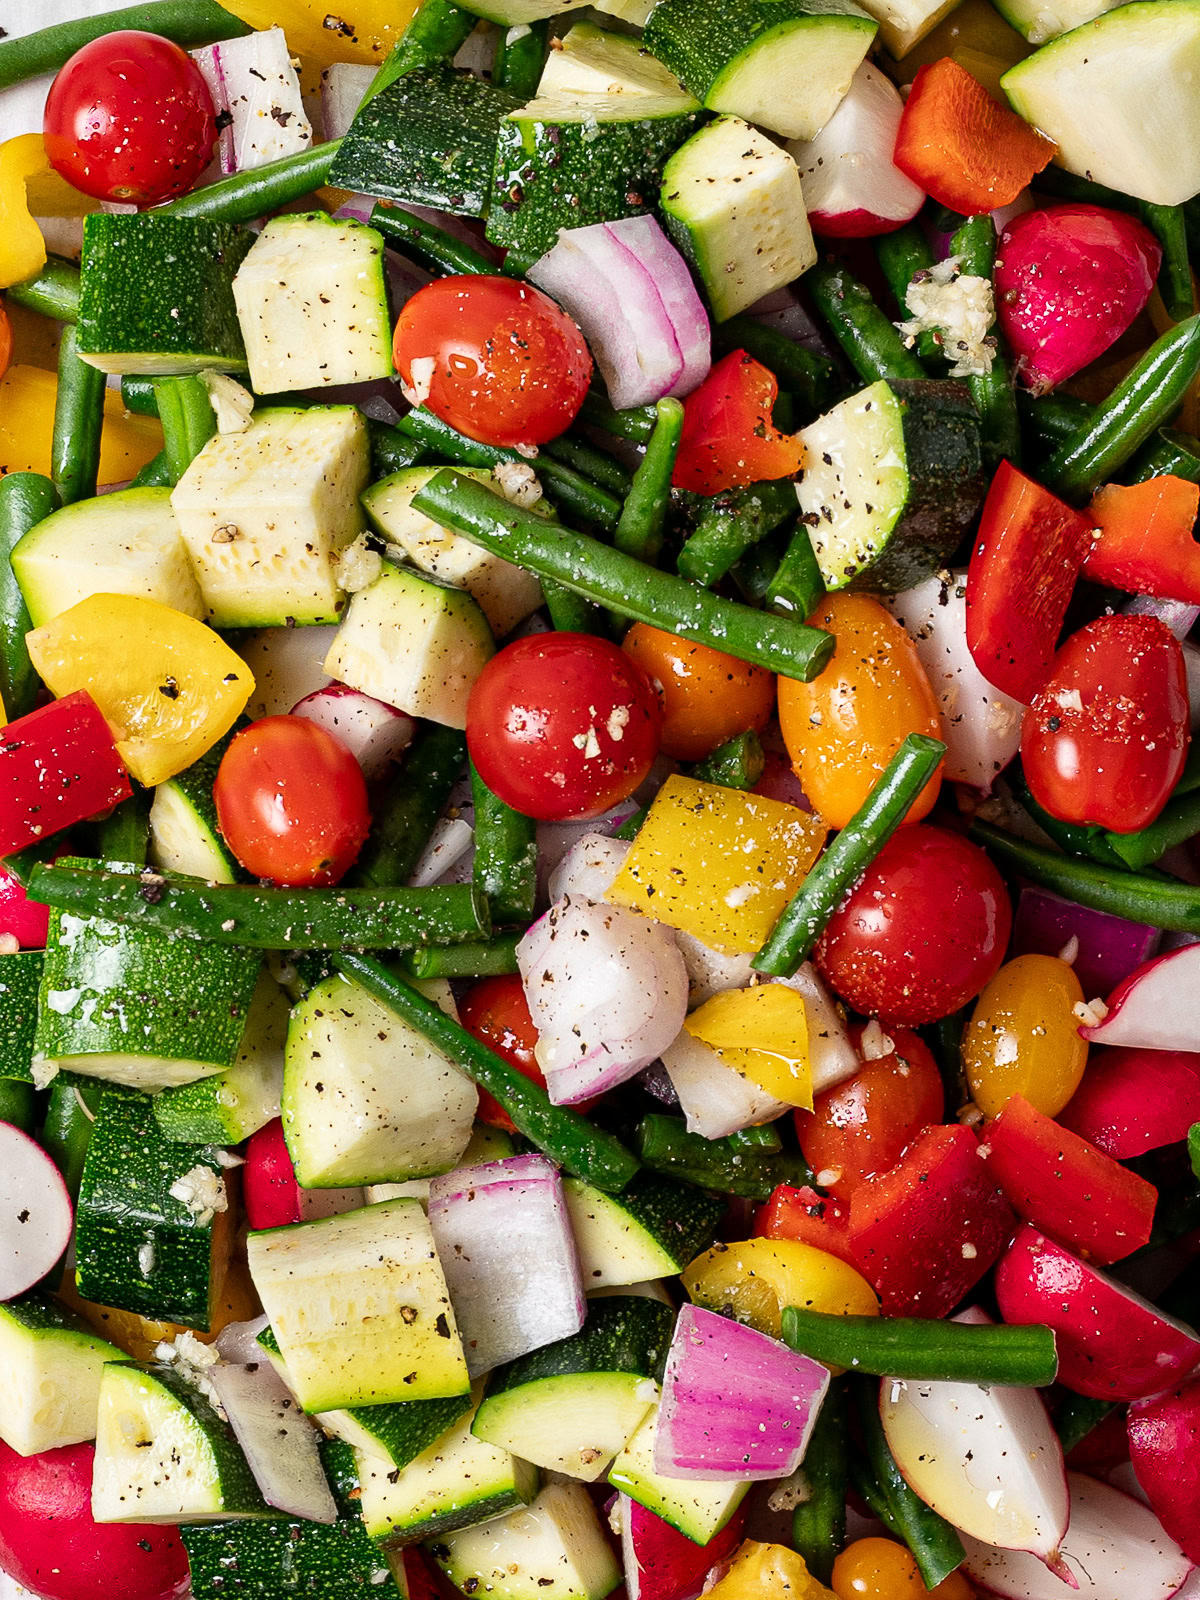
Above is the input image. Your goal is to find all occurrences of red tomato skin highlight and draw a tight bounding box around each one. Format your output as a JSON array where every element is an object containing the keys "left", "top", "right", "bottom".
[
  {"left": 1021, "top": 613, "right": 1189, "bottom": 833},
  {"left": 393, "top": 275, "right": 592, "bottom": 448},
  {"left": 671, "top": 350, "right": 804, "bottom": 494},
  {"left": 466, "top": 633, "right": 662, "bottom": 822},
  {"left": 43, "top": 31, "right": 216, "bottom": 206},
  {"left": 459, "top": 974, "right": 550, "bottom": 1132},
  {"left": 0, "top": 1439, "right": 189, "bottom": 1600}
]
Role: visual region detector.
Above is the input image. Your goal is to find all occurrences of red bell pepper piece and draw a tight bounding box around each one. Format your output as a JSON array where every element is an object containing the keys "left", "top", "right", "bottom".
[
  {"left": 965, "top": 461, "right": 1095, "bottom": 703},
  {"left": 0, "top": 689, "right": 130, "bottom": 856},
  {"left": 1083, "top": 475, "right": 1200, "bottom": 603},
  {"left": 672, "top": 350, "right": 804, "bottom": 496},
  {"left": 894, "top": 59, "right": 1056, "bottom": 214},
  {"left": 846, "top": 1123, "right": 1016, "bottom": 1317},
  {"left": 243, "top": 1117, "right": 302, "bottom": 1230},
  {"left": 755, "top": 1183, "right": 857, "bottom": 1266},
  {"left": 981, "top": 1093, "right": 1156, "bottom": 1265}
]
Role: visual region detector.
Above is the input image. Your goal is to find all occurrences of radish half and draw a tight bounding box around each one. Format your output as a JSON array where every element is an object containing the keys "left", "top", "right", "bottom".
[
  {"left": 1078, "top": 945, "right": 1200, "bottom": 1052},
  {"left": 788, "top": 62, "right": 925, "bottom": 239},
  {"left": 962, "top": 1472, "right": 1191, "bottom": 1600},
  {"left": 1127, "top": 1375, "right": 1200, "bottom": 1563},
  {"left": 0, "top": 1122, "right": 73, "bottom": 1300}
]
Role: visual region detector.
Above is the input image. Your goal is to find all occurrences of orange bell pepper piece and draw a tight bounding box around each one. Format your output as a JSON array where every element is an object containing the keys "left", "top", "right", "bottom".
[
  {"left": 0, "top": 302, "right": 10, "bottom": 383},
  {"left": 672, "top": 350, "right": 805, "bottom": 495},
  {"left": 1084, "top": 475, "right": 1200, "bottom": 605},
  {"left": 894, "top": 58, "right": 1056, "bottom": 215}
]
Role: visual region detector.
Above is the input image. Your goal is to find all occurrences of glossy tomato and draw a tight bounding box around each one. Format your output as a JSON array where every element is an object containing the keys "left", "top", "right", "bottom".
[
  {"left": 0, "top": 1439, "right": 188, "bottom": 1600},
  {"left": 672, "top": 351, "right": 804, "bottom": 495},
  {"left": 621, "top": 622, "right": 775, "bottom": 762},
  {"left": 460, "top": 974, "right": 564, "bottom": 1129},
  {"left": 794, "top": 1024, "right": 943, "bottom": 1200},
  {"left": 1022, "top": 612, "right": 1189, "bottom": 833},
  {"left": 43, "top": 31, "right": 215, "bottom": 206},
  {"left": 213, "top": 715, "right": 370, "bottom": 887},
  {"left": 815, "top": 825, "right": 1011, "bottom": 1027},
  {"left": 392, "top": 275, "right": 592, "bottom": 448},
  {"left": 466, "top": 634, "right": 661, "bottom": 822}
]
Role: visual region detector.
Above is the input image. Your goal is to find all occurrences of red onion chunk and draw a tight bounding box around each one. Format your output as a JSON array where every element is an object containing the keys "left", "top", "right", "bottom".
[
  {"left": 214, "top": 1315, "right": 270, "bottom": 1365},
  {"left": 1012, "top": 888, "right": 1160, "bottom": 1001},
  {"left": 291, "top": 684, "right": 416, "bottom": 781},
  {"left": 603, "top": 215, "right": 711, "bottom": 397},
  {"left": 547, "top": 833, "right": 631, "bottom": 903},
  {"left": 193, "top": 28, "right": 311, "bottom": 174},
  {"left": 207, "top": 1361, "right": 337, "bottom": 1524},
  {"left": 654, "top": 1305, "right": 828, "bottom": 1481},
  {"left": 619, "top": 1494, "right": 746, "bottom": 1600},
  {"left": 1080, "top": 945, "right": 1200, "bottom": 1051},
  {"left": 428, "top": 1155, "right": 584, "bottom": 1377}
]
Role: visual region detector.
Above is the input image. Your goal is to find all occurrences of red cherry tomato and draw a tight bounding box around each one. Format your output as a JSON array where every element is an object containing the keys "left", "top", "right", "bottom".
[
  {"left": 43, "top": 31, "right": 215, "bottom": 206},
  {"left": 213, "top": 715, "right": 371, "bottom": 887},
  {"left": 466, "top": 634, "right": 662, "bottom": 822},
  {"left": 794, "top": 1025, "right": 944, "bottom": 1200},
  {"left": 0, "top": 1439, "right": 189, "bottom": 1600},
  {"left": 1021, "top": 613, "right": 1189, "bottom": 833},
  {"left": 392, "top": 276, "right": 592, "bottom": 448},
  {"left": 460, "top": 975, "right": 546, "bottom": 1131},
  {"left": 815, "top": 825, "right": 1012, "bottom": 1027}
]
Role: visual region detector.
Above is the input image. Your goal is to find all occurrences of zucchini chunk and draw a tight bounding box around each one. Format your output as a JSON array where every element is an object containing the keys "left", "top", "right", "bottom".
[
  {"left": 0, "top": 1292, "right": 127, "bottom": 1456},
  {"left": 608, "top": 1403, "right": 750, "bottom": 1544},
  {"left": 539, "top": 22, "right": 700, "bottom": 98},
  {"left": 183, "top": 1509, "right": 406, "bottom": 1599},
  {"left": 430, "top": 1481, "right": 622, "bottom": 1600},
  {"left": 0, "top": 952, "right": 44, "bottom": 1086},
  {"left": 564, "top": 1174, "right": 725, "bottom": 1288}
]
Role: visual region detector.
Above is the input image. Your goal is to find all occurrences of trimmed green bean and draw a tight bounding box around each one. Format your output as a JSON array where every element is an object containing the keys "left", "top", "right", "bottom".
[
  {"left": 544, "top": 581, "right": 605, "bottom": 634},
  {"left": 471, "top": 763, "right": 537, "bottom": 925},
  {"left": 411, "top": 470, "right": 836, "bottom": 682},
  {"left": 791, "top": 1381, "right": 847, "bottom": 1586},
  {"left": 40, "top": 1077, "right": 104, "bottom": 1200},
  {"left": 0, "top": 1, "right": 249, "bottom": 88},
  {"left": 1104, "top": 789, "right": 1200, "bottom": 870},
  {"left": 1143, "top": 203, "right": 1196, "bottom": 322},
  {"left": 98, "top": 791, "right": 152, "bottom": 870},
  {"left": 27, "top": 862, "right": 489, "bottom": 951},
  {"left": 676, "top": 480, "right": 795, "bottom": 587},
  {"left": 728, "top": 1122, "right": 782, "bottom": 1153},
  {"left": 689, "top": 730, "right": 765, "bottom": 791},
  {"left": 1054, "top": 1394, "right": 1116, "bottom": 1457},
  {"left": 368, "top": 418, "right": 426, "bottom": 479},
  {"left": 711, "top": 317, "right": 841, "bottom": 416},
  {"left": 1125, "top": 427, "right": 1200, "bottom": 485},
  {"left": 493, "top": 18, "right": 548, "bottom": 97},
  {"left": 370, "top": 203, "right": 496, "bottom": 278},
  {"left": 157, "top": 141, "right": 343, "bottom": 223},
  {"left": 6, "top": 257, "right": 81, "bottom": 324},
  {"left": 403, "top": 933, "right": 521, "bottom": 980},
  {"left": 766, "top": 523, "right": 824, "bottom": 619},
  {"left": 51, "top": 325, "right": 106, "bottom": 506},
  {"left": 1040, "top": 316, "right": 1200, "bottom": 502},
  {"left": 366, "top": 0, "right": 477, "bottom": 101},
  {"left": 0, "top": 474, "right": 53, "bottom": 719},
  {"left": 783, "top": 1309, "right": 1058, "bottom": 1386},
  {"left": 951, "top": 213, "right": 1022, "bottom": 470},
  {"left": 0, "top": 1078, "right": 35, "bottom": 1133},
  {"left": 153, "top": 377, "right": 216, "bottom": 485},
  {"left": 875, "top": 225, "right": 941, "bottom": 370},
  {"left": 543, "top": 435, "right": 633, "bottom": 499},
  {"left": 857, "top": 1381, "right": 967, "bottom": 1591},
  {"left": 635, "top": 1114, "right": 812, "bottom": 1200},
  {"left": 578, "top": 391, "right": 657, "bottom": 444},
  {"left": 129, "top": 450, "right": 173, "bottom": 489},
  {"left": 806, "top": 262, "right": 926, "bottom": 385},
  {"left": 1018, "top": 391, "right": 1093, "bottom": 455},
  {"left": 614, "top": 398, "right": 683, "bottom": 565},
  {"left": 352, "top": 725, "right": 466, "bottom": 889},
  {"left": 731, "top": 527, "right": 791, "bottom": 606},
  {"left": 119, "top": 376, "right": 158, "bottom": 417},
  {"left": 754, "top": 733, "right": 946, "bottom": 976},
  {"left": 335, "top": 952, "right": 640, "bottom": 1192}
]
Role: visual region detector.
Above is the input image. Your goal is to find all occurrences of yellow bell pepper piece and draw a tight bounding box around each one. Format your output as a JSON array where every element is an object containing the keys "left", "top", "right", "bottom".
[
  {"left": 606, "top": 775, "right": 827, "bottom": 954},
  {"left": 0, "top": 135, "right": 53, "bottom": 291},
  {"left": 220, "top": 0, "right": 422, "bottom": 64},
  {"left": 26, "top": 594, "right": 254, "bottom": 786},
  {"left": 684, "top": 984, "right": 812, "bottom": 1109},
  {"left": 683, "top": 1238, "right": 878, "bottom": 1339},
  {"left": 0, "top": 365, "right": 163, "bottom": 484},
  {"left": 706, "top": 1541, "right": 839, "bottom": 1600}
]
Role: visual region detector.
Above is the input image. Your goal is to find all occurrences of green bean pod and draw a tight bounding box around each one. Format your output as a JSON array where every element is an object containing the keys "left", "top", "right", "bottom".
[
  {"left": 471, "top": 763, "right": 537, "bottom": 925},
  {"left": 676, "top": 480, "right": 795, "bottom": 588},
  {"left": 368, "top": 419, "right": 426, "bottom": 480},
  {"left": 51, "top": 325, "right": 106, "bottom": 506},
  {"left": 856, "top": 1381, "right": 967, "bottom": 1590},
  {"left": 634, "top": 1114, "right": 812, "bottom": 1200},
  {"left": 806, "top": 262, "right": 926, "bottom": 386},
  {"left": 129, "top": 450, "right": 174, "bottom": 489},
  {"left": 689, "top": 730, "right": 765, "bottom": 791},
  {"left": 578, "top": 391, "right": 657, "bottom": 444},
  {"left": 6, "top": 257, "right": 81, "bottom": 324},
  {"left": 404, "top": 933, "right": 521, "bottom": 980},
  {"left": 1125, "top": 427, "right": 1200, "bottom": 484},
  {"left": 153, "top": 376, "right": 216, "bottom": 485},
  {"left": 790, "top": 1381, "right": 847, "bottom": 1586},
  {"left": 782, "top": 1308, "right": 1058, "bottom": 1385},
  {"left": 0, "top": 473, "right": 54, "bottom": 719},
  {"left": 0, "top": 0, "right": 250, "bottom": 89},
  {"left": 875, "top": 224, "right": 941, "bottom": 370},
  {"left": 1142, "top": 203, "right": 1196, "bottom": 322},
  {"left": 543, "top": 434, "right": 633, "bottom": 499},
  {"left": 157, "top": 140, "right": 343, "bottom": 223},
  {"left": 366, "top": 0, "right": 477, "bottom": 100},
  {"left": 352, "top": 724, "right": 466, "bottom": 889},
  {"left": 950, "top": 213, "right": 1022, "bottom": 470},
  {"left": 766, "top": 524, "right": 825, "bottom": 619},
  {"left": 370, "top": 203, "right": 497, "bottom": 278},
  {"left": 614, "top": 398, "right": 684, "bottom": 566}
]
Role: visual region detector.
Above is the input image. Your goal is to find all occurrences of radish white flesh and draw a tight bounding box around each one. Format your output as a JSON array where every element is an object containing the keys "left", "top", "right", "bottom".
[
  {"left": 788, "top": 62, "right": 924, "bottom": 238},
  {"left": 0, "top": 1122, "right": 73, "bottom": 1300},
  {"left": 290, "top": 684, "right": 416, "bottom": 780},
  {"left": 240, "top": 625, "right": 337, "bottom": 719},
  {"left": 207, "top": 1361, "right": 337, "bottom": 1523},
  {"left": 319, "top": 62, "right": 375, "bottom": 140},
  {"left": 1079, "top": 945, "right": 1200, "bottom": 1051},
  {"left": 962, "top": 1472, "right": 1192, "bottom": 1600}
]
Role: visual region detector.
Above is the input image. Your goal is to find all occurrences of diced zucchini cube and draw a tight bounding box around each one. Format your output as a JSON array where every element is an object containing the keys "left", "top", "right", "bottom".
[
  {"left": 431, "top": 1482, "right": 622, "bottom": 1600},
  {"left": 0, "top": 1293, "right": 127, "bottom": 1456},
  {"left": 607, "top": 1404, "right": 748, "bottom": 1545}
]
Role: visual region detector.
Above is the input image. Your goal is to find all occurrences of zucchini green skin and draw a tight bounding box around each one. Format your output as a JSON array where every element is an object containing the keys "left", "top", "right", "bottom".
[
  {"left": 75, "top": 1090, "right": 228, "bottom": 1328},
  {"left": 183, "top": 1514, "right": 405, "bottom": 1598},
  {"left": 149, "top": 725, "right": 245, "bottom": 884},
  {"left": 352, "top": 725, "right": 467, "bottom": 890},
  {"left": 471, "top": 765, "right": 537, "bottom": 925},
  {"left": 157, "top": 141, "right": 343, "bottom": 224},
  {"left": 40, "top": 1076, "right": 105, "bottom": 1201},
  {"left": 366, "top": 0, "right": 477, "bottom": 103},
  {"left": 565, "top": 1171, "right": 726, "bottom": 1272},
  {"left": 0, "top": 474, "right": 54, "bottom": 719},
  {"left": 0, "top": 2, "right": 250, "bottom": 88},
  {"left": 98, "top": 793, "right": 152, "bottom": 870},
  {"left": 51, "top": 327, "right": 106, "bottom": 506},
  {"left": 483, "top": 1296, "right": 675, "bottom": 1398},
  {"left": 0, "top": 950, "right": 44, "bottom": 1085},
  {"left": 119, "top": 1362, "right": 269, "bottom": 1515},
  {"left": 790, "top": 1380, "right": 846, "bottom": 1586},
  {"left": 330, "top": 67, "right": 523, "bottom": 218},
  {"left": 0, "top": 1077, "right": 34, "bottom": 1131}
]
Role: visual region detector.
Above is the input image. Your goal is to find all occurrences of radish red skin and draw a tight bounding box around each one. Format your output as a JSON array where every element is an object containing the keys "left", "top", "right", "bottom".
[
  {"left": 1058, "top": 1046, "right": 1200, "bottom": 1158},
  {"left": 1127, "top": 1376, "right": 1200, "bottom": 1562},
  {"left": 243, "top": 1116, "right": 302, "bottom": 1230},
  {"left": 996, "top": 204, "right": 1161, "bottom": 393},
  {"left": 0, "top": 1439, "right": 189, "bottom": 1600},
  {"left": 995, "top": 1225, "right": 1200, "bottom": 1400}
]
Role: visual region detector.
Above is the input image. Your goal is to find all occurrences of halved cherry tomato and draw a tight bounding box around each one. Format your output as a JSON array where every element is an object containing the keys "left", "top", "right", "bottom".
[
  {"left": 794, "top": 1025, "right": 944, "bottom": 1201},
  {"left": 460, "top": 974, "right": 545, "bottom": 1131},
  {"left": 815, "top": 825, "right": 1011, "bottom": 1027},
  {"left": 672, "top": 350, "right": 804, "bottom": 495},
  {"left": 0, "top": 302, "right": 12, "bottom": 383},
  {"left": 392, "top": 275, "right": 592, "bottom": 448},
  {"left": 213, "top": 715, "right": 371, "bottom": 887},
  {"left": 777, "top": 593, "right": 944, "bottom": 830},
  {"left": 43, "top": 31, "right": 216, "bottom": 206},
  {"left": 621, "top": 622, "right": 775, "bottom": 763},
  {"left": 1021, "top": 613, "right": 1189, "bottom": 833},
  {"left": 466, "top": 633, "right": 661, "bottom": 822}
]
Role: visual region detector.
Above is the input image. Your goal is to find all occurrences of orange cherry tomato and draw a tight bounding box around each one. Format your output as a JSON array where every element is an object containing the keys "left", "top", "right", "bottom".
[
  {"left": 832, "top": 1537, "right": 974, "bottom": 1600},
  {"left": 777, "top": 593, "right": 943, "bottom": 830},
  {"left": 794, "top": 1025, "right": 944, "bottom": 1201},
  {"left": 621, "top": 622, "right": 776, "bottom": 763},
  {"left": 0, "top": 303, "right": 12, "bottom": 383}
]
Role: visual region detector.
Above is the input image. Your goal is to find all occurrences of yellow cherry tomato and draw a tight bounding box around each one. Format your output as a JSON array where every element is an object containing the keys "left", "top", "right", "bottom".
[
  {"left": 832, "top": 1538, "right": 975, "bottom": 1600},
  {"left": 777, "top": 593, "right": 944, "bottom": 830},
  {"left": 622, "top": 622, "right": 776, "bottom": 762},
  {"left": 26, "top": 593, "right": 254, "bottom": 787},
  {"left": 708, "top": 1542, "right": 839, "bottom": 1600},
  {"left": 961, "top": 953, "right": 1088, "bottom": 1118},
  {"left": 683, "top": 1238, "right": 878, "bottom": 1339}
]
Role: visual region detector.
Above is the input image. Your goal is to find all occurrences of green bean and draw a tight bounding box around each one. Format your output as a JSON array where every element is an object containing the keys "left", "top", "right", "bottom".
[
  {"left": 951, "top": 213, "right": 1022, "bottom": 469},
  {"left": 0, "top": 1078, "right": 34, "bottom": 1133},
  {"left": 930, "top": 1004, "right": 971, "bottom": 1111},
  {"left": 352, "top": 725, "right": 466, "bottom": 889},
  {"left": 1040, "top": 316, "right": 1200, "bottom": 502},
  {"left": 50, "top": 325, "right": 106, "bottom": 506},
  {"left": 856, "top": 1381, "right": 967, "bottom": 1590},
  {"left": 1010, "top": 766, "right": 1131, "bottom": 869},
  {"left": 27, "top": 862, "right": 489, "bottom": 951},
  {"left": 1017, "top": 392, "right": 1094, "bottom": 455},
  {"left": 1143, "top": 203, "right": 1196, "bottom": 322},
  {"left": 1032, "top": 167, "right": 1131, "bottom": 211},
  {"left": 613, "top": 398, "right": 683, "bottom": 565},
  {"left": 727, "top": 1122, "right": 782, "bottom": 1153},
  {"left": 39, "top": 1077, "right": 105, "bottom": 1200},
  {"left": 471, "top": 763, "right": 537, "bottom": 925},
  {"left": 634, "top": 1114, "right": 811, "bottom": 1200},
  {"left": 544, "top": 582, "right": 605, "bottom": 634},
  {"left": 129, "top": 450, "right": 173, "bottom": 489},
  {"left": 791, "top": 1381, "right": 847, "bottom": 1586},
  {"left": 6, "top": 257, "right": 81, "bottom": 324},
  {"left": 766, "top": 524, "right": 825, "bottom": 619},
  {"left": 806, "top": 262, "right": 926, "bottom": 386},
  {"left": 1125, "top": 427, "right": 1200, "bottom": 485},
  {"left": 875, "top": 224, "right": 941, "bottom": 369},
  {"left": 368, "top": 419, "right": 426, "bottom": 480},
  {"left": 754, "top": 733, "right": 946, "bottom": 976},
  {"left": 403, "top": 932, "right": 521, "bottom": 980},
  {"left": 689, "top": 730, "right": 765, "bottom": 791},
  {"left": 782, "top": 1309, "right": 1058, "bottom": 1386},
  {"left": 157, "top": 141, "right": 343, "bottom": 223},
  {"left": 0, "top": 474, "right": 53, "bottom": 720},
  {"left": 971, "top": 820, "right": 1200, "bottom": 932},
  {"left": 153, "top": 377, "right": 216, "bottom": 485},
  {"left": 492, "top": 18, "right": 548, "bottom": 97},
  {"left": 398, "top": 407, "right": 623, "bottom": 532},
  {"left": 0, "top": 1, "right": 249, "bottom": 89},
  {"left": 119, "top": 377, "right": 158, "bottom": 417},
  {"left": 676, "top": 480, "right": 795, "bottom": 587},
  {"left": 711, "top": 317, "right": 841, "bottom": 416},
  {"left": 97, "top": 791, "right": 151, "bottom": 870},
  {"left": 543, "top": 435, "right": 633, "bottom": 499},
  {"left": 365, "top": 0, "right": 477, "bottom": 102},
  {"left": 411, "top": 470, "right": 836, "bottom": 681},
  {"left": 370, "top": 203, "right": 496, "bottom": 278},
  {"left": 1104, "top": 789, "right": 1200, "bottom": 870},
  {"left": 1054, "top": 1394, "right": 1116, "bottom": 1457},
  {"left": 335, "top": 952, "right": 640, "bottom": 1192},
  {"left": 2, "top": 837, "right": 63, "bottom": 891},
  {"left": 731, "top": 526, "right": 791, "bottom": 606},
  {"left": 578, "top": 390, "right": 657, "bottom": 444}
]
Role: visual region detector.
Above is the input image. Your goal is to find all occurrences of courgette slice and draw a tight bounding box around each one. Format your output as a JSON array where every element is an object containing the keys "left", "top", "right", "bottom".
[
  {"left": 607, "top": 1403, "right": 750, "bottom": 1544},
  {"left": 538, "top": 22, "right": 699, "bottom": 99},
  {"left": 0, "top": 1292, "right": 127, "bottom": 1456},
  {"left": 147, "top": 728, "right": 242, "bottom": 887},
  {"left": 183, "top": 1512, "right": 405, "bottom": 1599},
  {"left": 430, "top": 1481, "right": 622, "bottom": 1600},
  {"left": 564, "top": 1173, "right": 724, "bottom": 1288},
  {"left": 0, "top": 951, "right": 43, "bottom": 1086}
]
